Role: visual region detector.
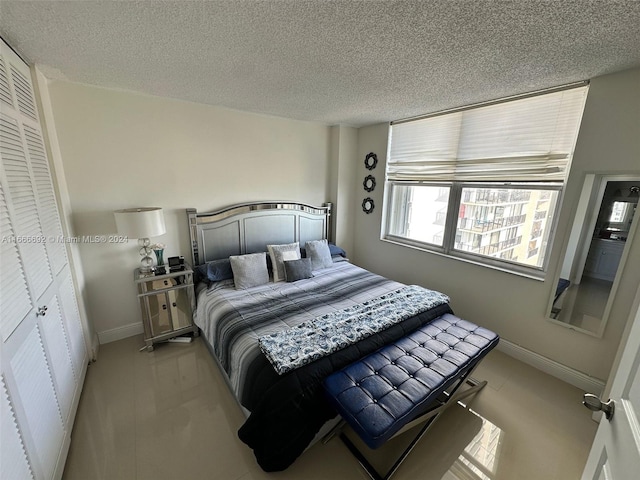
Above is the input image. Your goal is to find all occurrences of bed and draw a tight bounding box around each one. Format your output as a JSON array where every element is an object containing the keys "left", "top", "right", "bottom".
[
  {"left": 551, "top": 277, "right": 571, "bottom": 319},
  {"left": 187, "top": 202, "right": 454, "bottom": 471}
]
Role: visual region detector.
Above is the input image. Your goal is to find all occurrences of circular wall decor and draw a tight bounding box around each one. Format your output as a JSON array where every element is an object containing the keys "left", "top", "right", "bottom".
[
  {"left": 364, "top": 152, "right": 378, "bottom": 170},
  {"left": 362, "top": 197, "right": 375, "bottom": 214},
  {"left": 363, "top": 175, "right": 376, "bottom": 192}
]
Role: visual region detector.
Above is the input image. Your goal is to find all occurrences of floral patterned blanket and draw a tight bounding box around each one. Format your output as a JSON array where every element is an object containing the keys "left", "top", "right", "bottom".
[{"left": 258, "top": 285, "right": 450, "bottom": 375}]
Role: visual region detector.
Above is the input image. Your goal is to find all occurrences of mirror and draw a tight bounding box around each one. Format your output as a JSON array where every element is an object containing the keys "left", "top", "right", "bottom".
[
  {"left": 549, "top": 174, "right": 639, "bottom": 336},
  {"left": 363, "top": 175, "right": 376, "bottom": 192},
  {"left": 362, "top": 197, "right": 375, "bottom": 214}
]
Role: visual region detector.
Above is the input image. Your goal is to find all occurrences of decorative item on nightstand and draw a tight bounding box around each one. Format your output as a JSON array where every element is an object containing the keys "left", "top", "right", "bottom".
[
  {"left": 114, "top": 207, "right": 166, "bottom": 273},
  {"left": 168, "top": 255, "right": 185, "bottom": 272},
  {"left": 151, "top": 243, "right": 165, "bottom": 266}
]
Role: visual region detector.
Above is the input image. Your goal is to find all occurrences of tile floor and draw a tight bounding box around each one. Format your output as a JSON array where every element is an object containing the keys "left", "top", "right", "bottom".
[
  {"left": 558, "top": 277, "right": 612, "bottom": 333},
  {"left": 63, "top": 335, "right": 597, "bottom": 480}
]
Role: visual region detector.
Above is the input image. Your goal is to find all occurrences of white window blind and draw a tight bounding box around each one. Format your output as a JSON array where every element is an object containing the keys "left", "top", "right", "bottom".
[{"left": 387, "top": 84, "right": 589, "bottom": 182}]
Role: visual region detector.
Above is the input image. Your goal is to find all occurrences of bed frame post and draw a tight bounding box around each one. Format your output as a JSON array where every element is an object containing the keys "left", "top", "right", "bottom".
[
  {"left": 186, "top": 208, "right": 199, "bottom": 267},
  {"left": 324, "top": 202, "right": 333, "bottom": 243}
]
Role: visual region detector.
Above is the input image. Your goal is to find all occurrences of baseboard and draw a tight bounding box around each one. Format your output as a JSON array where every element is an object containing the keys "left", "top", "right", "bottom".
[
  {"left": 97, "top": 322, "right": 144, "bottom": 344},
  {"left": 497, "top": 339, "right": 605, "bottom": 395}
]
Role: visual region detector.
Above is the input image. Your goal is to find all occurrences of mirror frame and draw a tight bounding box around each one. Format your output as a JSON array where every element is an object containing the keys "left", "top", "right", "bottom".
[{"left": 548, "top": 173, "right": 640, "bottom": 337}]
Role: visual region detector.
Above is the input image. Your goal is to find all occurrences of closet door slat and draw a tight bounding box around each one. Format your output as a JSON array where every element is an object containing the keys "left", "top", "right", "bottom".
[
  {"left": 0, "top": 376, "right": 34, "bottom": 480},
  {"left": 0, "top": 183, "right": 32, "bottom": 340},
  {"left": 10, "top": 325, "right": 65, "bottom": 480}
]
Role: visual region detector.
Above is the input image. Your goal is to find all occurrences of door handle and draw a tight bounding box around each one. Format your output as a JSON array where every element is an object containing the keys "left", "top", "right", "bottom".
[{"left": 583, "top": 393, "right": 615, "bottom": 420}]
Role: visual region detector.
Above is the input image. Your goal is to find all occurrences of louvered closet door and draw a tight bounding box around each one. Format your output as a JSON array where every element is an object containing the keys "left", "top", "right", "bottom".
[{"left": 0, "top": 39, "right": 88, "bottom": 480}]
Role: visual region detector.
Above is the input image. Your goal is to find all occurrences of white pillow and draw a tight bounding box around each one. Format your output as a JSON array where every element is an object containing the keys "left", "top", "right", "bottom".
[
  {"left": 305, "top": 239, "right": 333, "bottom": 270},
  {"left": 267, "top": 242, "right": 301, "bottom": 282},
  {"left": 229, "top": 252, "right": 269, "bottom": 290}
]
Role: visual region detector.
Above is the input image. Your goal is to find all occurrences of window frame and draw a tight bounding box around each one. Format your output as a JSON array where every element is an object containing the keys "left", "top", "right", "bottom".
[
  {"left": 382, "top": 83, "right": 588, "bottom": 279},
  {"left": 382, "top": 180, "right": 564, "bottom": 279}
]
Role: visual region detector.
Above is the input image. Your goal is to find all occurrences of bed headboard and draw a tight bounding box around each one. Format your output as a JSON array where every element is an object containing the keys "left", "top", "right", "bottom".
[{"left": 186, "top": 201, "right": 333, "bottom": 266}]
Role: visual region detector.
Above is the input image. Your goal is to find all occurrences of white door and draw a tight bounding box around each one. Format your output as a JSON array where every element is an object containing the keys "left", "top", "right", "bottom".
[
  {"left": 0, "top": 39, "right": 88, "bottom": 480},
  {"left": 582, "top": 284, "right": 640, "bottom": 479}
]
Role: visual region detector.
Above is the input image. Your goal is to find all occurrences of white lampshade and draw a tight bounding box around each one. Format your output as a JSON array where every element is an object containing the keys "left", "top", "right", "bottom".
[{"left": 114, "top": 207, "right": 166, "bottom": 239}]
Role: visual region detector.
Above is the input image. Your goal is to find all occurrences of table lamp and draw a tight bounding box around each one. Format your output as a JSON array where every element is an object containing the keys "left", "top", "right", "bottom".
[{"left": 114, "top": 207, "right": 166, "bottom": 273}]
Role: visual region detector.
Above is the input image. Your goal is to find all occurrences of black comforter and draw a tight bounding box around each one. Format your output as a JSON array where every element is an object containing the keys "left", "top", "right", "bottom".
[{"left": 237, "top": 302, "right": 453, "bottom": 471}]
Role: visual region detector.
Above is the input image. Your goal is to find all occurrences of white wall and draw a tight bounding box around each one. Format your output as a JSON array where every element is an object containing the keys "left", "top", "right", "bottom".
[
  {"left": 329, "top": 125, "right": 358, "bottom": 255},
  {"left": 353, "top": 67, "right": 640, "bottom": 382},
  {"left": 47, "top": 81, "right": 333, "bottom": 340}
]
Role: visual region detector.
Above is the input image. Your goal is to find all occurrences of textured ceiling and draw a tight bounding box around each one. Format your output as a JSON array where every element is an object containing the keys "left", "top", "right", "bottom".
[{"left": 1, "top": 1, "right": 639, "bottom": 127}]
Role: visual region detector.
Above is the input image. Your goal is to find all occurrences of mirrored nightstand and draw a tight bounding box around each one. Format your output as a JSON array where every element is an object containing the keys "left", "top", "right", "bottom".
[{"left": 134, "top": 263, "right": 198, "bottom": 351}]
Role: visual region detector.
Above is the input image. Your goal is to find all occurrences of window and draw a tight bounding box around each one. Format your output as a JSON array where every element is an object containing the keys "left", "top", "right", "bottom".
[
  {"left": 387, "top": 184, "right": 449, "bottom": 246},
  {"left": 610, "top": 201, "right": 631, "bottom": 223},
  {"left": 383, "top": 84, "right": 588, "bottom": 276}
]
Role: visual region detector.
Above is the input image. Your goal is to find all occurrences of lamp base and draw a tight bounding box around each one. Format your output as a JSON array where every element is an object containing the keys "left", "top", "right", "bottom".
[
  {"left": 139, "top": 238, "right": 154, "bottom": 272},
  {"left": 140, "top": 262, "right": 154, "bottom": 274}
]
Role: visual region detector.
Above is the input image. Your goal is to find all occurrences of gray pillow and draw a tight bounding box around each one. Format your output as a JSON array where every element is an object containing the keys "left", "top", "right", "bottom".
[
  {"left": 305, "top": 239, "right": 333, "bottom": 270},
  {"left": 284, "top": 258, "right": 313, "bottom": 282},
  {"left": 267, "top": 242, "right": 301, "bottom": 282},
  {"left": 229, "top": 252, "right": 269, "bottom": 290}
]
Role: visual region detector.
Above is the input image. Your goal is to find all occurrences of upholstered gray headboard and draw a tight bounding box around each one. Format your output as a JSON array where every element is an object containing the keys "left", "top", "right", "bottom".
[{"left": 186, "top": 202, "right": 333, "bottom": 266}]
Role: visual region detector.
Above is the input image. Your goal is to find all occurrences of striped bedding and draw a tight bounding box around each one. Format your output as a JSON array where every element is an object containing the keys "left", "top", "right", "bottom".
[
  {"left": 194, "top": 261, "right": 453, "bottom": 471},
  {"left": 194, "top": 261, "right": 404, "bottom": 402}
]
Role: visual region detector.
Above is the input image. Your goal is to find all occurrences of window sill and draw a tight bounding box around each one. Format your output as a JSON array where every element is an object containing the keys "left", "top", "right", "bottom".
[{"left": 381, "top": 236, "right": 546, "bottom": 282}]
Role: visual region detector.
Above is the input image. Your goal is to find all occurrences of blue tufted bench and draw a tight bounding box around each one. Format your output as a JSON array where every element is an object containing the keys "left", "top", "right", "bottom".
[{"left": 323, "top": 313, "right": 499, "bottom": 480}]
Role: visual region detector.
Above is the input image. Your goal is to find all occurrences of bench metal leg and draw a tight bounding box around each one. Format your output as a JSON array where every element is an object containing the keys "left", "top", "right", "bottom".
[
  {"left": 340, "top": 410, "right": 441, "bottom": 480},
  {"left": 334, "top": 364, "right": 487, "bottom": 480}
]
